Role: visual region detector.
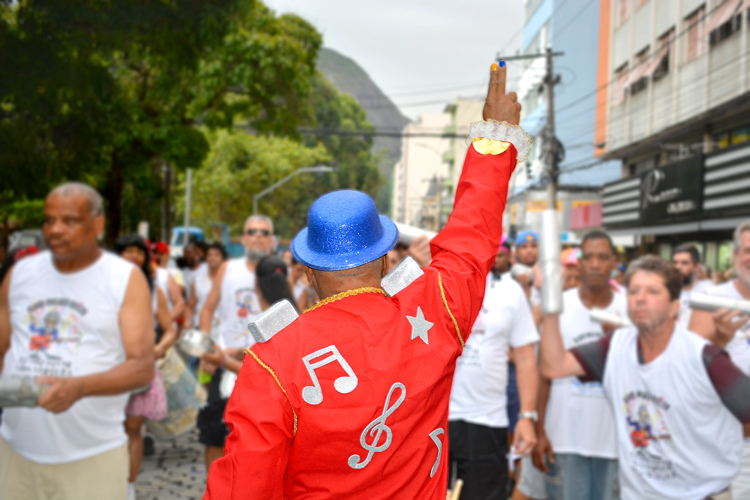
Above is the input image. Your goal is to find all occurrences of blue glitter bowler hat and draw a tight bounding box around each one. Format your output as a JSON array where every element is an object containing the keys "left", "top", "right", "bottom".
[{"left": 291, "top": 190, "right": 399, "bottom": 271}]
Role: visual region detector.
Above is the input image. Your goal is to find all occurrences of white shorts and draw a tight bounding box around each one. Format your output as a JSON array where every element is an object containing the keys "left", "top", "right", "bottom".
[{"left": 517, "top": 453, "right": 547, "bottom": 499}]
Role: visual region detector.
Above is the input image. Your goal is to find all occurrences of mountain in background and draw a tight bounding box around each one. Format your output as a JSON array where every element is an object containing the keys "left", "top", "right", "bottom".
[{"left": 317, "top": 48, "right": 410, "bottom": 211}]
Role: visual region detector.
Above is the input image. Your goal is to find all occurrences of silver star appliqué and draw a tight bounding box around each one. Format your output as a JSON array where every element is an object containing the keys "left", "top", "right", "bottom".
[{"left": 407, "top": 307, "right": 433, "bottom": 345}]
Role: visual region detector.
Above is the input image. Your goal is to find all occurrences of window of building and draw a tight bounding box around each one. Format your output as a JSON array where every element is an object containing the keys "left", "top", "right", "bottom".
[
  {"left": 618, "top": 0, "right": 632, "bottom": 26},
  {"left": 613, "top": 63, "right": 629, "bottom": 106},
  {"left": 650, "top": 29, "right": 674, "bottom": 81},
  {"left": 627, "top": 156, "right": 658, "bottom": 176},
  {"left": 685, "top": 6, "right": 706, "bottom": 63},
  {"left": 629, "top": 50, "right": 650, "bottom": 95},
  {"left": 708, "top": 0, "right": 742, "bottom": 47}
]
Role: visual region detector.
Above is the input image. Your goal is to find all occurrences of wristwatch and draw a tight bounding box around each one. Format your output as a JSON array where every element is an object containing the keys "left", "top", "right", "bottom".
[{"left": 518, "top": 410, "right": 538, "bottom": 423}]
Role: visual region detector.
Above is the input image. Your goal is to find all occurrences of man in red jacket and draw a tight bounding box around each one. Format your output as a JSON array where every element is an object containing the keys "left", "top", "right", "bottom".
[{"left": 204, "top": 62, "right": 531, "bottom": 499}]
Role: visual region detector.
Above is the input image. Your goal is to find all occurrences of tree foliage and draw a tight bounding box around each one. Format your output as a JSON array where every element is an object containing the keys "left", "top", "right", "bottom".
[
  {"left": 176, "top": 75, "right": 384, "bottom": 240},
  {"left": 0, "top": 0, "right": 322, "bottom": 242}
]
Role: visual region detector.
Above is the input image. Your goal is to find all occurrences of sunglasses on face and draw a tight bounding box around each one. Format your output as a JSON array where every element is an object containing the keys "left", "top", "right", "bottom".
[{"left": 246, "top": 228, "right": 270, "bottom": 236}]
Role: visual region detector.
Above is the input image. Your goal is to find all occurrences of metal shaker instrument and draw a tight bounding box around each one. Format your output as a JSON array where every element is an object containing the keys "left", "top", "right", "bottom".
[
  {"left": 394, "top": 222, "right": 437, "bottom": 246},
  {"left": 0, "top": 376, "right": 47, "bottom": 407},
  {"left": 540, "top": 209, "right": 563, "bottom": 314},
  {"left": 590, "top": 308, "right": 634, "bottom": 328},
  {"left": 688, "top": 292, "right": 750, "bottom": 315}
]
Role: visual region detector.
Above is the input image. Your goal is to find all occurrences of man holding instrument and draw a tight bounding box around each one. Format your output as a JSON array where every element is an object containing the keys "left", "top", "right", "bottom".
[
  {"left": 540, "top": 254, "right": 750, "bottom": 500},
  {"left": 690, "top": 219, "right": 750, "bottom": 498},
  {"left": 0, "top": 182, "right": 154, "bottom": 500},
  {"left": 204, "top": 62, "right": 530, "bottom": 499}
]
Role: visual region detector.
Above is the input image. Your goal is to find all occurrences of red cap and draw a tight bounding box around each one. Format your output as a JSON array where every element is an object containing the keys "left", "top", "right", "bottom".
[{"left": 153, "top": 241, "right": 169, "bottom": 254}]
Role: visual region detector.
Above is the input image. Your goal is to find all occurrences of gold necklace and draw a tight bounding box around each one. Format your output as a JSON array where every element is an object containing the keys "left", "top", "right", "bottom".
[{"left": 303, "top": 287, "right": 388, "bottom": 313}]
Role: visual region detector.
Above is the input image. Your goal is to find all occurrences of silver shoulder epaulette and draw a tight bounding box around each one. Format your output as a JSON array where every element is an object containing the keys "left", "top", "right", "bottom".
[
  {"left": 247, "top": 299, "right": 299, "bottom": 343},
  {"left": 381, "top": 256, "right": 424, "bottom": 296}
]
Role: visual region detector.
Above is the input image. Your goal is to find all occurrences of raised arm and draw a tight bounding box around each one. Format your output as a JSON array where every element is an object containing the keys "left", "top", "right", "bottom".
[
  {"left": 539, "top": 315, "right": 586, "bottom": 380},
  {"left": 199, "top": 262, "right": 227, "bottom": 333},
  {"left": 429, "top": 63, "right": 529, "bottom": 335},
  {"left": 37, "top": 268, "right": 155, "bottom": 413}
]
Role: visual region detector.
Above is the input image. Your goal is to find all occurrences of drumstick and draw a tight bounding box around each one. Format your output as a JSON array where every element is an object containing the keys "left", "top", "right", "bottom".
[{"left": 446, "top": 479, "right": 464, "bottom": 500}]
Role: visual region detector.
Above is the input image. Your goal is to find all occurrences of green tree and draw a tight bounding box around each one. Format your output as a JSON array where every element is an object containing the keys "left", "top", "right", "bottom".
[
  {"left": 176, "top": 75, "right": 384, "bottom": 241},
  {"left": 0, "top": 0, "right": 322, "bottom": 243}
]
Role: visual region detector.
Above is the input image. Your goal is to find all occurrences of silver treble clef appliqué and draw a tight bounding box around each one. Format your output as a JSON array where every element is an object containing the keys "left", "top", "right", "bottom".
[{"left": 348, "top": 382, "right": 406, "bottom": 470}]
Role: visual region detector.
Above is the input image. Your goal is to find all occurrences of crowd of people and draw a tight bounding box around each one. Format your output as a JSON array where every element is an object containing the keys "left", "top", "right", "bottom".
[{"left": 0, "top": 61, "right": 749, "bottom": 500}]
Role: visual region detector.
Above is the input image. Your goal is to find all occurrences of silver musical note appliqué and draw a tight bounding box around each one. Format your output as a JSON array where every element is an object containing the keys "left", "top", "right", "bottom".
[
  {"left": 348, "top": 382, "right": 406, "bottom": 470},
  {"left": 429, "top": 428, "right": 444, "bottom": 478},
  {"left": 301, "top": 345, "right": 358, "bottom": 405}
]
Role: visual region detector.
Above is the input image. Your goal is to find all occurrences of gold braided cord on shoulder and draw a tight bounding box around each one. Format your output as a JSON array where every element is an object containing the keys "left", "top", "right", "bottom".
[
  {"left": 303, "top": 286, "right": 388, "bottom": 314},
  {"left": 245, "top": 349, "right": 298, "bottom": 438},
  {"left": 438, "top": 273, "right": 464, "bottom": 347}
]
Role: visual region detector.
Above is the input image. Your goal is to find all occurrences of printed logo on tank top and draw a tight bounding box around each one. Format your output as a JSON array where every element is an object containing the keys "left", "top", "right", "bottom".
[
  {"left": 623, "top": 390, "right": 676, "bottom": 481},
  {"left": 17, "top": 298, "right": 88, "bottom": 377},
  {"left": 234, "top": 287, "right": 259, "bottom": 318}
]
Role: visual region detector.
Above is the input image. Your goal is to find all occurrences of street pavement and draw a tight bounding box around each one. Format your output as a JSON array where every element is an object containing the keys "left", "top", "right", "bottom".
[{"left": 136, "top": 428, "right": 207, "bottom": 500}]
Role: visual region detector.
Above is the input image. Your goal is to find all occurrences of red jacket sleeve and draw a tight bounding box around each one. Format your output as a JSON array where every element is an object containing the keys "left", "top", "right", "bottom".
[
  {"left": 203, "top": 352, "right": 295, "bottom": 500},
  {"left": 428, "top": 142, "right": 517, "bottom": 343}
]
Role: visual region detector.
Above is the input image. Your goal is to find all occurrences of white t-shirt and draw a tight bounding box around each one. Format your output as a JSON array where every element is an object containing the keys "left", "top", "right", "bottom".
[
  {"left": 604, "top": 326, "right": 742, "bottom": 499},
  {"left": 449, "top": 274, "right": 539, "bottom": 428},
  {"left": 1, "top": 251, "right": 133, "bottom": 464},
  {"left": 544, "top": 287, "right": 625, "bottom": 459},
  {"left": 218, "top": 258, "right": 261, "bottom": 349},
  {"left": 706, "top": 280, "right": 750, "bottom": 376},
  {"left": 193, "top": 269, "right": 214, "bottom": 326},
  {"left": 154, "top": 267, "right": 171, "bottom": 309},
  {"left": 183, "top": 262, "right": 207, "bottom": 301},
  {"left": 677, "top": 280, "right": 709, "bottom": 330}
]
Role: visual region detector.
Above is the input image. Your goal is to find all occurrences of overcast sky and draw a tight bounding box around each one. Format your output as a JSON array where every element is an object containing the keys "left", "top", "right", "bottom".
[{"left": 264, "top": 0, "right": 524, "bottom": 121}]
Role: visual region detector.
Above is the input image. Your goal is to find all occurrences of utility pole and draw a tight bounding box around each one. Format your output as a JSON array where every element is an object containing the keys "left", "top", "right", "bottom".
[
  {"left": 495, "top": 48, "right": 563, "bottom": 209},
  {"left": 543, "top": 46, "right": 561, "bottom": 211},
  {"left": 183, "top": 168, "right": 192, "bottom": 246}
]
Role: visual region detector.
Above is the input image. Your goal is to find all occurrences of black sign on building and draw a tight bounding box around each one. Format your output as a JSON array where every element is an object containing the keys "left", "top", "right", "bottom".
[{"left": 639, "top": 155, "right": 703, "bottom": 225}]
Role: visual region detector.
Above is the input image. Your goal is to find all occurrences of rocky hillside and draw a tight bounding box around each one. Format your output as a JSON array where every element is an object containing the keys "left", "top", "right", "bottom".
[{"left": 317, "top": 48, "right": 410, "bottom": 210}]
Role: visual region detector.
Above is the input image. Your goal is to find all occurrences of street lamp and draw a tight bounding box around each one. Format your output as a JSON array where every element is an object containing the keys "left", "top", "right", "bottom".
[{"left": 253, "top": 165, "right": 334, "bottom": 214}]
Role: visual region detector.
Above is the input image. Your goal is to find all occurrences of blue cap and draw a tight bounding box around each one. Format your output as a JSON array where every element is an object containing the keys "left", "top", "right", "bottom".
[
  {"left": 291, "top": 190, "right": 399, "bottom": 271},
  {"left": 514, "top": 230, "right": 538, "bottom": 247}
]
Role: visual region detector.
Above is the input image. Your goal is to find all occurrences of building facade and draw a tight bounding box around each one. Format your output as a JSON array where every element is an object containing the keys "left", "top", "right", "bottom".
[
  {"left": 510, "top": 0, "right": 622, "bottom": 238},
  {"left": 390, "top": 112, "right": 452, "bottom": 227},
  {"left": 598, "top": 0, "right": 750, "bottom": 270}
]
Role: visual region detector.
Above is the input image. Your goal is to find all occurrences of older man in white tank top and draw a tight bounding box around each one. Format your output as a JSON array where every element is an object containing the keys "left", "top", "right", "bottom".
[
  {"left": 196, "top": 214, "right": 275, "bottom": 472},
  {"left": 0, "top": 182, "right": 155, "bottom": 500}
]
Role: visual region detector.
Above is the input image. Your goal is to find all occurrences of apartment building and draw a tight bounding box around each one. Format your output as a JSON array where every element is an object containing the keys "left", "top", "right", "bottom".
[{"left": 599, "top": 0, "right": 750, "bottom": 268}]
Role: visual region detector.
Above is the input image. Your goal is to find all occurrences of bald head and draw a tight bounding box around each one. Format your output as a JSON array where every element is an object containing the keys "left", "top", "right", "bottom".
[{"left": 305, "top": 255, "right": 390, "bottom": 300}]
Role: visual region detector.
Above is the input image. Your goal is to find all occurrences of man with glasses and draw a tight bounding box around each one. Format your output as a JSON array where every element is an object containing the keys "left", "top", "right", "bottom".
[{"left": 196, "top": 214, "right": 275, "bottom": 471}]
